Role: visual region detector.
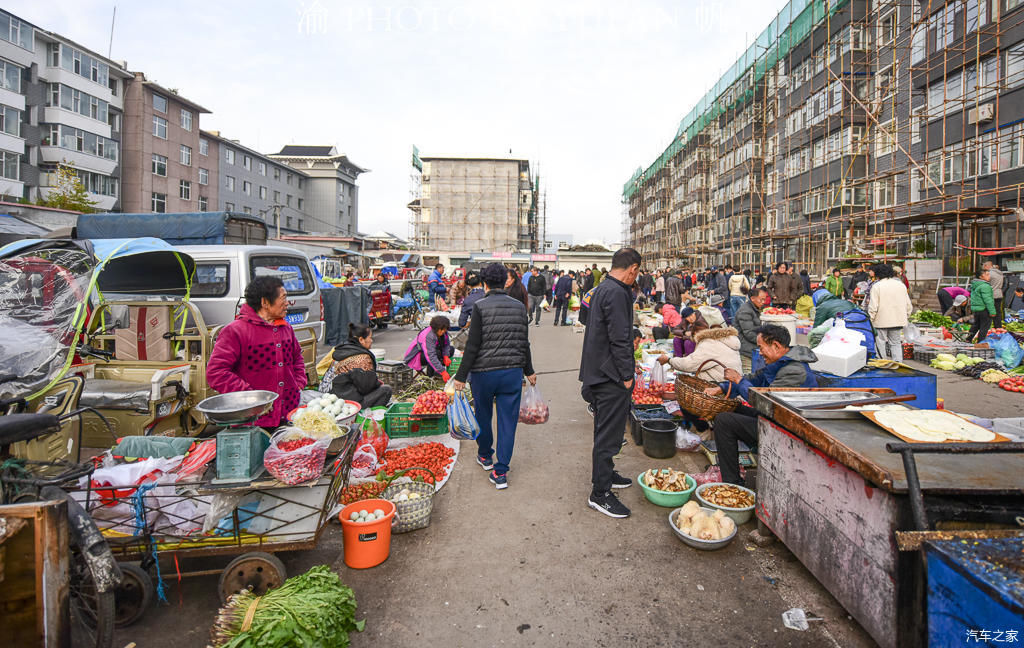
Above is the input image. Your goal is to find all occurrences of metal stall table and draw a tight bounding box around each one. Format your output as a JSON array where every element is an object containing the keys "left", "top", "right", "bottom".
[{"left": 748, "top": 388, "right": 1024, "bottom": 648}]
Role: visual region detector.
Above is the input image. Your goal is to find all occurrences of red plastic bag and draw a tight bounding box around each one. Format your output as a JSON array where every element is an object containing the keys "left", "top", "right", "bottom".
[
  {"left": 691, "top": 465, "right": 746, "bottom": 486},
  {"left": 518, "top": 384, "right": 550, "bottom": 425},
  {"left": 263, "top": 429, "right": 330, "bottom": 485},
  {"left": 356, "top": 413, "right": 389, "bottom": 459},
  {"left": 350, "top": 443, "right": 379, "bottom": 479}
]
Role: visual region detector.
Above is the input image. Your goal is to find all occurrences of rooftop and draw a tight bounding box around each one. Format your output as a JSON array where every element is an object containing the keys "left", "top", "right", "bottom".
[{"left": 275, "top": 145, "right": 338, "bottom": 157}]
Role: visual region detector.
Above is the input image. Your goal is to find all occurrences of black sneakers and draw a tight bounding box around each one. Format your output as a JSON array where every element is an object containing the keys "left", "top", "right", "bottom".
[
  {"left": 610, "top": 472, "right": 632, "bottom": 489},
  {"left": 588, "top": 491, "right": 631, "bottom": 518}
]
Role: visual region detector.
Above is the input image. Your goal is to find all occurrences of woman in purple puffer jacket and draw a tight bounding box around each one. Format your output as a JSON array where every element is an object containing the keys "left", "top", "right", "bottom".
[{"left": 207, "top": 276, "right": 307, "bottom": 428}]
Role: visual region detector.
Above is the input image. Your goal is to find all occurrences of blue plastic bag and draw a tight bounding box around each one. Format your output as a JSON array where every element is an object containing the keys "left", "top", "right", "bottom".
[
  {"left": 984, "top": 332, "right": 1024, "bottom": 369},
  {"left": 447, "top": 390, "right": 480, "bottom": 440}
]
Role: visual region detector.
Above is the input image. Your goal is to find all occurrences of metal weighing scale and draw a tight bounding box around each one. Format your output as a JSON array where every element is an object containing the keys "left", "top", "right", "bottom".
[{"left": 195, "top": 390, "right": 279, "bottom": 484}]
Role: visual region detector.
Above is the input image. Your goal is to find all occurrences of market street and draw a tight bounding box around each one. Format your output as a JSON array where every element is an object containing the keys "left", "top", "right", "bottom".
[{"left": 115, "top": 323, "right": 887, "bottom": 648}]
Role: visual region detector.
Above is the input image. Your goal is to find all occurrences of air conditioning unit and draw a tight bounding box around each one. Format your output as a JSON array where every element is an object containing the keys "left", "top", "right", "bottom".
[{"left": 968, "top": 103, "right": 994, "bottom": 125}]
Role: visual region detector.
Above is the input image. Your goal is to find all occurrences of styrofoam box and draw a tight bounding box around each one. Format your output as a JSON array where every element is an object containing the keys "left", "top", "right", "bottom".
[{"left": 810, "top": 343, "right": 867, "bottom": 378}]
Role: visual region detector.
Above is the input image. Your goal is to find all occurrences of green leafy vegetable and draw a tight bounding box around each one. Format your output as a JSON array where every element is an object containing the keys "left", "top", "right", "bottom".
[
  {"left": 911, "top": 310, "right": 956, "bottom": 329},
  {"left": 211, "top": 565, "right": 365, "bottom": 648}
]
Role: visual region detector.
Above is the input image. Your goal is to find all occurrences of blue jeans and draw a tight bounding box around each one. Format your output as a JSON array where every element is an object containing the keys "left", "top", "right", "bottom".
[
  {"left": 470, "top": 368, "right": 523, "bottom": 474},
  {"left": 728, "top": 296, "right": 746, "bottom": 319}
]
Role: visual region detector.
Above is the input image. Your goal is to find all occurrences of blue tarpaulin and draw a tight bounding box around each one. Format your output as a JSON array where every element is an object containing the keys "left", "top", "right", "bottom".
[{"left": 76, "top": 212, "right": 266, "bottom": 245}]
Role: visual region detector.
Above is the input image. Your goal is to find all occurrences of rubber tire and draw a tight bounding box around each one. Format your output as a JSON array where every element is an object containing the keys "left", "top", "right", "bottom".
[
  {"left": 113, "top": 563, "right": 154, "bottom": 627},
  {"left": 218, "top": 551, "right": 287, "bottom": 603}
]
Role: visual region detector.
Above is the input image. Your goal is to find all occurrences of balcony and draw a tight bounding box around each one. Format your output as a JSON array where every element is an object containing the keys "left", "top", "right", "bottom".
[
  {"left": 42, "top": 107, "right": 113, "bottom": 140},
  {"left": 40, "top": 146, "right": 117, "bottom": 176}
]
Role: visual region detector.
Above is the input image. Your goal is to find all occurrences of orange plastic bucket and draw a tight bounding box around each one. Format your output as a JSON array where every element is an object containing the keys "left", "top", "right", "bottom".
[{"left": 339, "top": 499, "right": 396, "bottom": 569}]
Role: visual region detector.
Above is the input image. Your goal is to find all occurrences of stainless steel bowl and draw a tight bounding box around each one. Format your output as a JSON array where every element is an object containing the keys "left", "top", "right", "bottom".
[
  {"left": 668, "top": 506, "right": 737, "bottom": 551},
  {"left": 695, "top": 482, "right": 757, "bottom": 525},
  {"left": 196, "top": 390, "right": 279, "bottom": 424}
]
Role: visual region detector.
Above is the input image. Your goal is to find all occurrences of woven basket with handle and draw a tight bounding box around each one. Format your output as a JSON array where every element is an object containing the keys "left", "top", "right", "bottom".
[
  {"left": 380, "top": 466, "right": 437, "bottom": 533},
  {"left": 674, "top": 358, "right": 741, "bottom": 420}
]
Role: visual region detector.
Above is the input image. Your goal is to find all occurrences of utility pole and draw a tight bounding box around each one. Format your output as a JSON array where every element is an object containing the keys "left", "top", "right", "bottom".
[{"left": 273, "top": 205, "right": 281, "bottom": 238}]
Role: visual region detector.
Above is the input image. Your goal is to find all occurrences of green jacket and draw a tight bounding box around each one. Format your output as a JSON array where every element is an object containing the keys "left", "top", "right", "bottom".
[
  {"left": 824, "top": 275, "right": 844, "bottom": 298},
  {"left": 970, "top": 279, "right": 996, "bottom": 315},
  {"left": 813, "top": 295, "right": 856, "bottom": 328}
]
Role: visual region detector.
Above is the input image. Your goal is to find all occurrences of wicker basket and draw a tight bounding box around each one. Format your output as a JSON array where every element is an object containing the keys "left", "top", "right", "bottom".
[
  {"left": 674, "top": 359, "right": 740, "bottom": 420},
  {"left": 381, "top": 467, "right": 437, "bottom": 533}
]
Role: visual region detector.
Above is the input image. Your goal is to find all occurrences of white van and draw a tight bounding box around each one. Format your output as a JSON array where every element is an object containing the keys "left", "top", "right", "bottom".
[{"left": 178, "top": 245, "right": 324, "bottom": 341}]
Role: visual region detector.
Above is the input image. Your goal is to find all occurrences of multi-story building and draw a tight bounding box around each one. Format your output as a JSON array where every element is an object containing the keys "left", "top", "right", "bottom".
[
  {"left": 120, "top": 71, "right": 210, "bottom": 214},
  {"left": 627, "top": 0, "right": 1024, "bottom": 276},
  {"left": 203, "top": 130, "right": 310, "bottom": 232},
  {"left": 408, "top": 156, "right": 539, "bottom": 252},
  {"left": 0, "top": 9, "right": 132, "bottom": 210},
  {"left": 269, "top": 146, "right": 365, "bottom": 235}
]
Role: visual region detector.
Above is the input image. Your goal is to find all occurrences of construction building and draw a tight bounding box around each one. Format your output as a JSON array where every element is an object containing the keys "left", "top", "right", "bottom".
[
  {"left": 625, "top": 0, "right": 1024, "bottom": 276},
  {"left": 408, "top": 151, "right": 543, "bottom": 253}
]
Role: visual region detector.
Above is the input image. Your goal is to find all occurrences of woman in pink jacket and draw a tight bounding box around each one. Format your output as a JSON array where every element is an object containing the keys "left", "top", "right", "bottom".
[{"left": 207, "top": 276, "right": 307, "bottom": 429}]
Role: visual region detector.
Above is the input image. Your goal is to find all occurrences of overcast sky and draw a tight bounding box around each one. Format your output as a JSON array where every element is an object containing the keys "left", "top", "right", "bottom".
[{"left": 14, "top": 0, "right": 784, "bottom": 245}]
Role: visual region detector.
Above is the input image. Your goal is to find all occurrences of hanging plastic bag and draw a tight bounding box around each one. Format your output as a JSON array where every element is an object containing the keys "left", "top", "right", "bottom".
[
  {"left": 569, "top": 294, "right": 581, "bottom": 310},
  {"left": 541, "top": 297, "right": 550, "bottom": 309},
  {"left": 518, "top": 384, "right": 550, "bottom": 424},
  {"left": 820, "top": 319, "right": 866, "bottom": 347},
  {"left": 447, "top": 390, "right": 480, "bottom": 440},
  {"left": 354, "top": 411, "right": 389, "bottom": 459},
  {"left": 985, "top": 332, "right": 1024, "bottom": 369},
  {"left": 675, "top": 425, "right": 701, "bottom": 452},
  {"left": 350, "top": 442, "right": 379, "bottom": 479},
  {"left": 650, "top": 361, "right": 668, "bottom": 391},
  {"left": 263, "top": 429, "right": 330, "bottom": 485}
]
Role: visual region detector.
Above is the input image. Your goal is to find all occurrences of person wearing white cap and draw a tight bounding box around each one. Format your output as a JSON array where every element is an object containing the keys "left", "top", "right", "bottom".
[{"left": 943, "top": 294, "right": 971, "bottom": 324}]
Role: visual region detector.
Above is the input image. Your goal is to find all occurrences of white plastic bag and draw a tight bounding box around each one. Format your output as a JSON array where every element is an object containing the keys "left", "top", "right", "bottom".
[
  {"left": 349, "top": 442, "right": 379, "bottom": 479},
  {"left": 820, "top": 319, "right": 866, "bottom": 347},
  {"left": 519, "top": 384, "right": 550, "bottom": 424},
  {"left": 650, "top": 361, "right": 668, "bottom": 390},
  {"left": 675, "top": 426, "right": 701, "bottom": 452}
]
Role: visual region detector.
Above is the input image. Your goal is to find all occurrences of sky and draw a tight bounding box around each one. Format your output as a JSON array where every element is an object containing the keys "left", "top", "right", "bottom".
[{"left": 13, "top": 0, "right": 786, "bottom": 246}]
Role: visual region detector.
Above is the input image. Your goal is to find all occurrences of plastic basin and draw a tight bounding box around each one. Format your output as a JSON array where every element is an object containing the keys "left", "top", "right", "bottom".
[
  {"left": 637, "top": 470, "right": 696, "bottom": 507},
  {"left": 695, "top": 482, "right": 756, "bottom": 525},
  {"left": 668, "top": 506, "right": 737, "bottom": 551}
]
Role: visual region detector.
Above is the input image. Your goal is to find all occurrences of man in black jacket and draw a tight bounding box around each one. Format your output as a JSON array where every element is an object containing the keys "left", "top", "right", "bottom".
[
  {"left": 664, "top": 269, "right": 684, "bottom": 308},
  {"left": 526, "top": 267, "right": 547, "bottom": 326},
  {"left": 553, "top": 271, "right": 574, "bottom": 326},
  {"left": 580, "top": 247, "right": 642, "bottom": 518},
  {"left": 453, "top": 263, "right": 537, "bottom": 490}
]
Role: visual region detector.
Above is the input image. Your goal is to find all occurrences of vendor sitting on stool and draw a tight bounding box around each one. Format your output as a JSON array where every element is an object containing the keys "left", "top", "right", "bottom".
[
  {"left": 404, "top": 315, "right": 454, "bottom": 382},
  {"left": 704, "top": 324, "right": 819, "bottom": 486},
  {"left": 318, "top": 323, "right": 393, "bottom": 408}
]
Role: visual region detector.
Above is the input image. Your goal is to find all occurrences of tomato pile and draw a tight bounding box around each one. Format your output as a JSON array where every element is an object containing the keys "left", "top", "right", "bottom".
[
  {"left": 998, "top": 376, "right": 1024, "bottom": 393},
  {"left": 632, "top": 384, "right": 664, "bottom": 405},
  {"left": 339, "top": 480, "right": 388, "bottom": 504},
  {"left": 379, "top": 441, "right": 455, "bottom": 484},
  {"left": 519, "top": 402, "right": 549, "bottom": 424},
  {"left": 412, "top": 390, "right": 449, "bottom": 415},
  {"left": 265, "top": 434, "right": 327, "bottom": 485},
  {"left": 990, "top": 328, "right": 1008, "bottom": 335},
  {"left": 762, "top": 307, "right": 796, "bottom": 315}
]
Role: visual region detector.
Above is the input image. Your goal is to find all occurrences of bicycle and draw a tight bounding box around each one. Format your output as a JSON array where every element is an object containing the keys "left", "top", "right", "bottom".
[{"left": 1, "top": 395, "right": 121, "bottom": 648}]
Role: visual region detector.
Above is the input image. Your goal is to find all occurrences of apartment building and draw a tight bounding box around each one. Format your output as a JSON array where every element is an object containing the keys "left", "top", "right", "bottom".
[
  {"left": 408, "top": 156, "right": 539, "bottom": 253},
  {"left": 204, "top": 130, "right": 310, "bottom": 231},
  {"left": 269, "top": 146, "right": 364, "bottom": 235},
  {"left": 0, "top": 9, "right": 132, "bottom": 210},
  {"left": 626, "top": 0, "right": 1024, "bottom": 275},
  {"left": 120, "top": 72, "right": 210, "bottom": 214}
]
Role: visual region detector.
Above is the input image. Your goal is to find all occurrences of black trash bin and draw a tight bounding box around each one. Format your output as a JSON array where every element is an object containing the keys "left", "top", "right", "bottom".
[{"left": 641, "top": 419, "right": 676, "bottom": 459}]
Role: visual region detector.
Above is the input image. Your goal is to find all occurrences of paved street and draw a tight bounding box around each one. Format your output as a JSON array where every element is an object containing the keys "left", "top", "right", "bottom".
[{"left": 115, "top": 323, "right": 1014, "bottom": 647}]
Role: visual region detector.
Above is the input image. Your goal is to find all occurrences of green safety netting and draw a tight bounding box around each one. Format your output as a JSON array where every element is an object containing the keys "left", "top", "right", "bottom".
[{"left": 623, "top": 0, "right": 850, "bottom": 200}]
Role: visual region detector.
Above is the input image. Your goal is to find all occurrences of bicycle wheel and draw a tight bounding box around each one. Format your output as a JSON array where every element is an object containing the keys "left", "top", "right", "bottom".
[{"left": 40, "top": 487, "right": 118, "bottom": 648}]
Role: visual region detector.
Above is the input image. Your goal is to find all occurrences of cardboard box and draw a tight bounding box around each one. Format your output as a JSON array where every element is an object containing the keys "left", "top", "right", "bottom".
[{"left": 114, "top": 306, "right": 171, "bottom": 362}]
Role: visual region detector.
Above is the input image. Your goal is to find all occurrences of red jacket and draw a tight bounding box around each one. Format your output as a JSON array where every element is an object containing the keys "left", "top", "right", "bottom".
[{"left": 207, "top": 304, "right": 307, "bottom": 427}]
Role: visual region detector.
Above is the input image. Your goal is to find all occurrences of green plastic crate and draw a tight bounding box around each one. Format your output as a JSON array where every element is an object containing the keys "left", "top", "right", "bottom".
[
  {"left": 449, "top": 357, "right": 462, "bottom": 375},
  {"left": 385, "top": 402, "right": 448, "bottom": 438}
]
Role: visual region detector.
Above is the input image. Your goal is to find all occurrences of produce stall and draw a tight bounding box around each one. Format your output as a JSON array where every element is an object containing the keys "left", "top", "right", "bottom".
[{"left": 748, "top": 387, "right": 1024, "bottom": 648}]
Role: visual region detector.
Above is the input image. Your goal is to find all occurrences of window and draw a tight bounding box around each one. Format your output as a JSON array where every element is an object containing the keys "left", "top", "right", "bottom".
[
  {"left": 47, "top": 84, "right": 109, "bottom": 123},
  {"left": 286, "top": 194, "right": 293, "bottom": 207},
  {"left": 876, "top": 65, "right": 896, "bottom": 102},
  {"left": 297, "top": 198, "right": 304, "bottom": 210},
  {"left": 0, "top": 151, "right": 18, "bottom": 180},
  {"left": 243, "top": 206, "right": 252, "bottom": 214},
  {"left": 298, "top": 178, "right": 304, "bottom": 189},
  {"left": 967, "top": 0, "right": 988, "bottom": 32},
  {"left": 249, "top": 255, "right": 313, "bottom": 295},
  {"left": 1007, "top": 43, "right": 1024, "bottom": 89},
  {"left": 0, "top": 105, "right": 20, "bottom": 137},
  {"left": 876, "top": 119, "right": 898, "bottom": 157},
  {"left": 225, "top": 202, "right": 234, "bottom": 211},
  {"left": 198, "top": 196, "right": 208, "bottom": 211},
  {"left": 108, "top": 77, "right": 118, "bottom": 96},
  {"left": 243, "top": 155, "right": 251, "bottom": 170},
  {"left": 180, "top": 109, "right": 192, "bottom": 131},
  {"left": 153, "top": 93, "right": 167, "bottom": 113},
  {"left": 108, "top": 112, "right": 120, "bottom": 131},
  {"left": 200, "top": 138, "right": 209, "bottom": 156},
  {"left": 259, "top": 185, "right": 267, "bottom": 199},
  {"left": 50, "top": 124, "right": 118, "bottom": 160},
  {"left": 0, "top": 12, "right": 32, "bottom": 50},
  {"left": 875, "top": 178, "right": 896, "bottom": 208},
  {"left": 192, "top": 262, "right": 228, "bottom": 297},
  {"left": 152, "top": 115, "right": 167, "bottom": 138},
  {"left": 179, "top": 180, "right": 191, "bottom": 200},
  {"left": 225, "top": 175, "right": 235, "bottom": 191},
  {"left": 151, "top": 154, "right": 167, "bottom": 176},
  {"left": 1006, "top": 0, "right": 1023, "bottom": 13},
  {"left": 0, "top": 60, "right": 22, "bottom": 93},
  {"left": 297, "top": 219, "right": 303, "bottom": 230},
  {"left": 273, "top": 167, "right": 280, "bottom": 180},
  {"left": 180, "top": 144, "right": 191, "bottom": 166},
  {"left": 998, "top": 124, "right": 1021, "bottom": 171},
  {"left": 877, "top": 8, "right": 898, "bottom": 47},
  {"left": 286, "top": 173, "right": 293, "bottom": 185},
  {"left": 259, "top": 162, "right": 266, "bottom": 176},
  {"left": 199, "top": 168, "right": 209, "bottom": 185},
  {"left": 273, "top": 190, "right": 280, "bottom": 202},
  {"left": 151, "top": 192, "right": 166, "bottom": 213},
  {"left": 911, "top": 25, "right": 927, "bottom": 64},
  {"left": 225, "top": 149, "right": 235, "bottom": 164},
  {"left": 242, "top": 180, "right": 251, "bottom": 195}
]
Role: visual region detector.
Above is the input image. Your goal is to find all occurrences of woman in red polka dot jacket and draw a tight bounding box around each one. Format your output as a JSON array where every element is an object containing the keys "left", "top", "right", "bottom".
[{"left": 207, "top": 275, "right": 307, "bottom": 428}]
